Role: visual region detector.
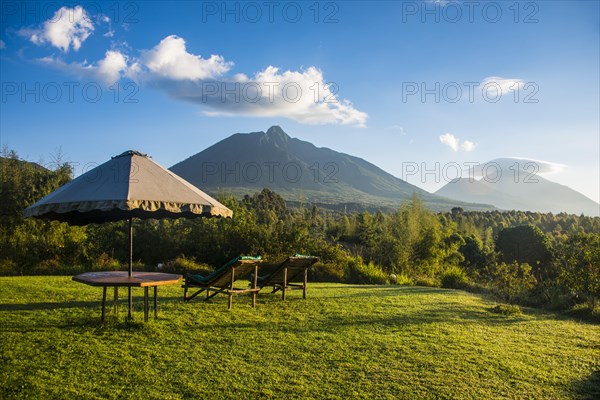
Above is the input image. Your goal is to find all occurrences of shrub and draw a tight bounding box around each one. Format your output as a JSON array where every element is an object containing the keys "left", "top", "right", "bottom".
[
  {"left": 441, "top": 266, "right": 470, "bottom": 289},
  {"left": 490, "top": 262, "right": 537, "bottom": 304},
  {"left": 32, "top": 258, "right": 62, "bottom": 275},
  {"left": 558, "top": 233, "right": 600, "bottom": 310},
  {"left": 527, "top": 282, "right": 575, "bottom": 310},
  {"left": 0, "top": 259, "right": 17, "bottom": 276},
  {"left": 565, "top": 303, "right": 600, "bottom": 324},
  {"left": 391, "top": 273, "right": 414, "bottom": 286},
  {"left": 94, "top": 252, "right": 120, "bottom": 270},
  {"left": 345, "top": 258, "right": 389, "bottom": 284},
  {"left": 414, "top": 275, "right": 440, "bottom": 287},
  {"left": 162, "top": 256, "right": 212, "bottom": 275},
  {"left": 311, "top": 262, "right": 346, "bottom": 283},
  {"left": 490, "top": 304, "right": 522, "bottom": 316}
]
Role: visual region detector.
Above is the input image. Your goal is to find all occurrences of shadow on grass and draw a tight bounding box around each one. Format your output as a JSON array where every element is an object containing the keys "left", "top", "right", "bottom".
[
  {"left": 185, "top": 313, "right": 527, "bottom": 336},
  {"left": 313, "top": 309, "right": 526, "bottom": 331},
  {"left": 60, "top": 316, "right": 150, "bottom": 331},
  {"left": 164, "top": 286, "right": 534, "bottom": 330},
  {"left": 0, "top": 300, "right": 101, "bottom": 311},
  {"left": 0, "top": 293, "right": 184, "bottom": 312},
  {"left": 0, "top": 307, "right": 158, "bottom": 332},
  {"left": 1, "top": 285, "right": 584, "bottom": 333},
  {"left": 0, "top": 287, "right": 451, "bottom": 314},
  {"left": 313, "top": 285, "right": 451, "bottom": 293},
  {"left": 146, "top": 286, "right": 457, "bottom": 304},
  {"left": 311, "top": 286, "right": 462, "bottom": 300},
  {"left": 0, "top": 296, "right": 180, "bottom": 332},
  {"left": 572, "top": 370, "right": 600, "bottom": 400},
  {"left": 175, "top": 301, "right": 530, "bottom": 334}
]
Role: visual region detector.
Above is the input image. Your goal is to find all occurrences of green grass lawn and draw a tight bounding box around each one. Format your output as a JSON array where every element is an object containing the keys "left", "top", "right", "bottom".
[{"left": 1, "top": 277, "right": 598, "bottom": 399}]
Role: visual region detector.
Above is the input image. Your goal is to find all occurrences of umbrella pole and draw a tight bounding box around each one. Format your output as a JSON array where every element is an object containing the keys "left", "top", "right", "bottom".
[{"left": 128, "top": 217, "right": 133, "bottom": 320}]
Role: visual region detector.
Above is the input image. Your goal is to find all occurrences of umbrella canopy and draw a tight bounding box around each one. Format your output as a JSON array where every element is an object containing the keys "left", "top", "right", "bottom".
[{"left": 24, "top": 150, "right": 232, "bottom": 224}]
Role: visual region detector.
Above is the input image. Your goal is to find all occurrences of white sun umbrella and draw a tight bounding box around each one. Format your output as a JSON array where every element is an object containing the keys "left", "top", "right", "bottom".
[{"left": 24, "top": 150, "right": 233, "bottom": 316}]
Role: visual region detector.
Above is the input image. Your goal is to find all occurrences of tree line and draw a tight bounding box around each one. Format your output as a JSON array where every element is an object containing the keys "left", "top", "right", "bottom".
[{"left": 1, "top": 150, "right": 598, "bottom": 318}]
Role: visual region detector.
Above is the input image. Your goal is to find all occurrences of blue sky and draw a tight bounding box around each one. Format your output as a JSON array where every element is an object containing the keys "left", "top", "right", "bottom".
[{"left": 1, "top": 1, "right": 598, "bottom": 202}]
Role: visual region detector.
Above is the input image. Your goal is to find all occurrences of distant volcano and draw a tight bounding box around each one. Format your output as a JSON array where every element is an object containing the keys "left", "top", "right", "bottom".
[{"left": 436, "top": 159, "right": 599, "bottom": 216}]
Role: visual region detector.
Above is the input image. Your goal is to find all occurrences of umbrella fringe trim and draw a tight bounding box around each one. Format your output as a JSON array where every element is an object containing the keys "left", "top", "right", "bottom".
[{"left": 23, "top": 199, "right": 233, "bottom": 219}]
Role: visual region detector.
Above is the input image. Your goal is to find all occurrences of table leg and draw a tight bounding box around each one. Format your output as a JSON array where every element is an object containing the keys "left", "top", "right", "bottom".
[
  {"left": 128, "top": 287, "right": 133, "bottom": 320},
  {"left": 154, "top": 286, "right": 157, "bottom": 319},
  {"left": 303, "top": 268, "right": 308, "bottom": 300},
  {"left": 113, "top": 287, "right": 118, "bottom": 315},
  {"left": 282, "top": 268, "right": 288, "bottom": 301},
  {"left": 228, "top": 268, "right": 235, "bottom": 310},
  {"left": 144, "top": 287, "right": 149, "bottom": 323},
  {"left": 252, "top": 264, "right": 258, "bottom": 308},
  {"left": 101, "top": 286, "right": 107, "bottom": 322}
]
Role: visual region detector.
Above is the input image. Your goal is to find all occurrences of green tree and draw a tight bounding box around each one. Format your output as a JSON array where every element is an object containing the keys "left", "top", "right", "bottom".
[
  {"left": 491, "top": 261, "right": 537, "bottom": 303},
  {"left": 558, "top": 233, "right": 600, "bottom": 308},
  {"left": 496, "top": 225, "right": 553, "bottom": 281},
  {"left": 1, "top": 149, "right": 90, "bottom": 274},
  {"left": 459, "top": 235, "right": 489, "bottom": 276}
]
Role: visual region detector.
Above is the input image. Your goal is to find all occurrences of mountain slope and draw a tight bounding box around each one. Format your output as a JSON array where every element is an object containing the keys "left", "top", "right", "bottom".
[
  {"left": 170, "top": 126, "right": 493, "bottom": 211},
  {"left": 436, "top": 166, "right": 599, "bottom": 216}
]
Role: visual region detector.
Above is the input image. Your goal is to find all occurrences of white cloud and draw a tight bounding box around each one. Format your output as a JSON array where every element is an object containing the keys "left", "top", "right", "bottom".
[
  {"left": 141, "top": 35, "right": 232, "bottom": 80},
  {"left": 38, "top": 56, "right": 90, "bottom": 75},
  {"left": 440, "top": 133, "right": 460, "bottom": 151},
  {"left": 96, "top": 51, "right": 128, "bottom": 83},
  {"left": 125, "top": 61, "right": 143, "bottom": 80},
  {"left": 489, "top": 158, "right": 565, "bottom": 174},
  {"left": 440, "top": 133, "right": 476, "bottom": 152},
  {"left": 39, "top": 50, "right": 128, "bottom": 84},
  {"left": 0, "top": 40, "right": 5, "bottom": 49},
  {"left": 102, "top": 15, "right": 115, "bottom": 38},
  {"left": 481, "top": 76, "right": 525, "bottom": 96},
  {"left": 19, "top": 6, "right": 94, "bottom": 52},
  {"left": 468, "top": 158, "right": 567, "bottom": 180},
  {"left": 152, "top": 64, "right": 367, "bottom": 126},
  {"left": 461, "top": 140, "right": 476, "bottom": 152}
]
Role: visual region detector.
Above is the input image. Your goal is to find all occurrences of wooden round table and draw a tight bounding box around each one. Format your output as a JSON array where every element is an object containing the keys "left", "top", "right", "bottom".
[{"left": 73, "top": 271, "right": 182, "bottom": 322}]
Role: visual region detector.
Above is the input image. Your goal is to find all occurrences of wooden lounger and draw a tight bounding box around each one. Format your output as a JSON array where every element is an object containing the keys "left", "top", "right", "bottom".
[
  {"left": 258, "top": 255, "right": 319, "bottom": 300},
  {"left": 183, "top": 256, "right": 262, "bottom": 309}
]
